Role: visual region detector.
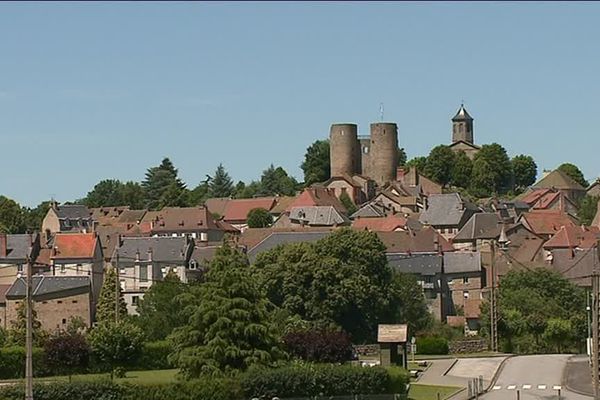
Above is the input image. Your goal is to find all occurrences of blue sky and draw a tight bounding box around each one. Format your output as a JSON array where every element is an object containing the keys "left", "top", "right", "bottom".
[{"left": 1, "top": 2, "right": 599, "bottom": 207}]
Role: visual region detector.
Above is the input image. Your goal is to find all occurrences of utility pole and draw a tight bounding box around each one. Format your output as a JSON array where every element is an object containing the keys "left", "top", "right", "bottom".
[
  {"left": 25, "top": 233, "right": 40, "bottom": 400},
  {"left": 592, "top": 241, "right": 600, "bottom": 399},
  {"left": 490, "top": 240, "right": 498, "bottom": 353},
  {"left": 115, "top": 252, "right": 120, "bottom": 324}
]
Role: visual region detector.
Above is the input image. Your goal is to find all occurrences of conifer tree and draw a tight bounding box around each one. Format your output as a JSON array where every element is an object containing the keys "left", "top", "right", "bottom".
[
  {"left": 208, "top": 164, "right": 234, "bottom": 198},
  {"left": 142, "top": 158, "right": 187, "bottom": 210},
  {"left": 96, "top": 267, "right": 127, "bottom": 325}
]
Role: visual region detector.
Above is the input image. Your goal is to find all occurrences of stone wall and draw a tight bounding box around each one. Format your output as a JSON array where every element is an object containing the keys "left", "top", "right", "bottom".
[{"left": 449, "top": 338, "right": 488, "bottom": 354}]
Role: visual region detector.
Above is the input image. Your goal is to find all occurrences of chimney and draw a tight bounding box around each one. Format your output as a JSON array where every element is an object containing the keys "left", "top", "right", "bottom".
[
  {"left": 148, "top": 247, "right": 153, "bottom": 262},
  {"left": 0, "top": 233, "right": 7, "bottom": 258},
  {"left": 396, "top": 167, "right": 405, "bottom": 181}
]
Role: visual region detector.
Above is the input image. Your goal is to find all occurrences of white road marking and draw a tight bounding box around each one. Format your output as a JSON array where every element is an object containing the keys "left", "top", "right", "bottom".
[
  {"left": 492, "top": 386, "right": 501, "bottom": 390},
  {"left": 507, "top": 385, "right": 517, "bottom": 390},
  {"left": 553, "top": 385, "right": 562, "bottom": 390},
  {"left": 523, "top": 384, "right": 531, "bottom": 389},
  {"left": 538, "top": 385, "right": 547, "bottom": 390}
]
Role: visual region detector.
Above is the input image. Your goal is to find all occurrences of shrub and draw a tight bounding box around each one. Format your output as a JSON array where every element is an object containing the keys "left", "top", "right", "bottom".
[
  {"left": 416, "top": 336, "right": 449, "bottom": 355},
  {"left": 283, "top": 329, "right": 353, "bottom": 363},
  {"left": 88, "top": 322, "right": 144, "bottom": 375},
  {"left": 0, "top": 346, "right": 50, "bottom": 379},
  {"left": 137, "top": 341, "right": 173, "bottom": 370},
  {"left": 240, "top": 363, "right": 398, "bottom": 399},
  {"left": 44, "top": 332, "right": 90, "bottom": 379},
  {"left": 0, "top": 380, "right": 242, "bottom": 400}
]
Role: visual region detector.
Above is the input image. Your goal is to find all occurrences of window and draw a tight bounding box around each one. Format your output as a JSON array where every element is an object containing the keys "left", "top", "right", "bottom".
[
  {"left": 120, "top": 280, "right": 126, "bottom": 290},
  {"left": 200, "top": 232, "right": 208, "bottom": 242},
  {"left": 72, "top": 300, "right": 78, "bottom": 304},
  {"left": 60, "top": 265, "right": 66, "bottom": 273},
  {"left": 57, "top": 300, "right": 63, "bottom": 304},
  {"left": 132, "top": 296, "right": 140, "bottom": 306},
  {"left": 17, "top": 264, "right": 23, "bottom": 273},
  {"left": 42, "top": 301, "right": 48, "bottom": 304},
  {"left": 463, "top": 277, "right": 469, "bottom": 284},
  {"left": 120, "top": 268, "right": 126, "bottom": 274},
  {"left": 463, "top": 291, "right": 470, "bottom": 299},
  {"left": 62, "top": 318, "right": 66, "bottom": 324},
  {"left": 76, "top": 263, "right": 82, "bottom": 273},
  {"left": 139, "top": 265, "right": 148, "bottom": 282}
]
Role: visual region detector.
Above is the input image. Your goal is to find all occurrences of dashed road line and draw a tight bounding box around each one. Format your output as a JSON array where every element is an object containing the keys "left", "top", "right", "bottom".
[
  {"left": 492, "top": 386, "right": 501, "bottom": 390},
  {"left": 553, "top": 385, "right": 562, "bottom": 390},
  {"left": 522, "top": 384, "right": 531, "bottom": 389},
  {"left": 538, "top": 385, "right": 547, "bottom": 390},
  {"left": 507, "top": 385, "right": 517, "bottom": 390}
]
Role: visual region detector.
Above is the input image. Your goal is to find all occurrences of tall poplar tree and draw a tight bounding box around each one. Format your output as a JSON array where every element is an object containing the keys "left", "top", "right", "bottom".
[{"left": 96, "top": 267, "right": 127, "bottom": 325}]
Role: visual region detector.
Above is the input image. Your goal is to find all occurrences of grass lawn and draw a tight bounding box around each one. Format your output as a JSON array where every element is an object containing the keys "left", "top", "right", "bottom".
[
  {"left": 2, "top": 369, "right": 179, "bottom": 386},
  {"left": 408, "top": 384, "right": 462, "bottom": 400}
]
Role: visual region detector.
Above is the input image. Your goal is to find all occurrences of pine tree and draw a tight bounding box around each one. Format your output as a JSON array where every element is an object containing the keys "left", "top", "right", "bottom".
[
  {"left": 96, "top": 267, "right": 127, "bottom": 325},
  {"left": 260, "top": 165, "right": 298, "bottom": 196},
  {"left": 169, "top": 244, "right": 284, "bottom": 377},
  {"left": 208, "top": 164, "right": 234, "bottom": 198},
  {"left": 142, "top": 158, "right": 187, "bottom": 210}
]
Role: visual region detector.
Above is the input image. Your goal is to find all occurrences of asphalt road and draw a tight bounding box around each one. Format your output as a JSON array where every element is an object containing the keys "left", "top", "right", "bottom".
[{"left": 481, "top": 355, "right": 591, "bottom": 400}]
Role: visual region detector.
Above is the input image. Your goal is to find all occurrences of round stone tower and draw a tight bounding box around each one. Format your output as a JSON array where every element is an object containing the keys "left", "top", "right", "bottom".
[
  {"left": 329, "top": 123, "right": 358, "bottom": 177},
  {"left": 368, "top": 122, "right": 398, "bottom": 186}
]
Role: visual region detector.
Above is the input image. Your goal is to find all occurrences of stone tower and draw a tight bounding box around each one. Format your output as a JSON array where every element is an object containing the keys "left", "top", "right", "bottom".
[
  {"left": 329, "top": 123, "right": 359, "bottom": 177},
  {"left": 367, "top": 122, "right": 398, "bottom": 186},
  {"left": 451, "top": 104, "right": 474, "bottom": 144}
]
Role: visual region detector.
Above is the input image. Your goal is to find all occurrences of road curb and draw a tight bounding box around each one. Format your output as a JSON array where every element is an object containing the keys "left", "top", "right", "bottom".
[
  {"left": 482, "top": 354, "right": 514, "bottom": 394},
  {"left": 443, "top": 358, "right": 459, "bottom": 376}
]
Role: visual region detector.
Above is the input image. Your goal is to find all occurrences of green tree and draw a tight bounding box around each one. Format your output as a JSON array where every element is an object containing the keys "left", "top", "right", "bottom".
[
  {"left": 190, "top": 177, "right": 211, "bottom": 205},
  {"left": 96, "top": 267, "right": 127, "bottom": 325},
  {"left": 397, "top": 148, "right": 407, "bottom": 166},
  {"left": 0, "top": 196, "right": 25, "bottom": 234},
  {"left": 480, "top": 268, "right": 586, "bottom": 354},
  {"left": 82, "top": 179, "right": 126, "bottom": 207},
  {"left": 88, "top": 322, "right": 144, "bottom": 379},
  {"left": 578, "top": 195, "right": 599, "bottom": 226},
  {"left": 7, "top": 301, "right": 47, "bottom": 346},
  {"left": 405, "top": 157, "right": 428, "bottom": 174},
  {"left": 558, "top": 163, "right": 589, "bottom": 188},
  {"left": 388, "top": 273, "right": 432, "bottom": 334},
  {"left": 543, "top": 318, "right": 573, "bottom": 353},
  {"left": 511, "top": 155, "right": 537, "bottom": 191},
  {"left": 424, "top": 145, "right": 456, "bottom": 187},
  {"left": 254, "top": 229, "right": 402, "bottom": 343},
  {"left": 120, "top": 182, "right": 146, "bottom": 209},
  {"left": 135, "top": 271, "right": 190, "bottom": 341},
  {"left": 450, "top": 151, "right": 473, "bottom": 189},
  {"left": 235, "top": 181, "right": 262, "bottom": 199},
  {"left": 169, "top": 244, "right": 284, "bottom": 377},
  {"left": 208, "top": 164, "right": 235, "bottom": 198},
  {"left": 301, "top": 139, "right": 330, "bottom": 186},
  {"left": 22, "top": 201, "right": 52, "bottom": 232},
  {"left": 259, "top": 165, "right": 298, "bottom": 196},
  {"left": 246, "top": 208, "right": 273, "bottom": 228},
  {"left": 469, "top": 143, "right": 512, "bottom": 197},
  {"left": 339, "top": 191, "right": 357, "bottom": 215},
  {"left": 142, "top": 158, "right": 187, "bottom": 210}
]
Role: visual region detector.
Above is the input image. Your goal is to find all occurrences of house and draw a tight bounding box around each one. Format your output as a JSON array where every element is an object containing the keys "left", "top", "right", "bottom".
[
  {"left": 377, "top": 227, "right": 455, "bottom": 255},
  {"left": 246, "top": 228, "right": 332, "bottom": 263},
  {"left": 396, "top": 167, "right": 442, "bottom": 197},
  {"left": 90, "top": 206, "right": 130, "bottom": 226},
  {"left": 323, "top": 174, "right": 376, "bottom": 205},
  {"left": 516, "top": 210, "right": 578, "bottom": 239},
  {"left": 48, "top": 233, "right": 104, "bottom": 310},
  {"left": 0, "top": 284, "right": 10, "bottom": 329},
  {"left": 148, "top": 207, "right": 225, "bottom": 242},
  {"left": 41, "top": 203, "right": 94, "bottom": 239},
  {"left": 519, "top": 188, "right": 578, "bottom": 215},
  {"left": 452, "top": 213, "right": 503, "bottom": 251},
  {"left": 113, "top": 236, "right": 194, "bottom": 314},
  {"left": 487, "top": 199, "right": 530, "bottom": 222},
  {"left": 352, "top": 214, "right": 421, "bottom": 232},
  {"left": 419, "top": 193, "right": 481, "bottom": 239},
  {"left": 373, "top": 181, "right": 425, "bottom": 214},
  {"left": 0, "top": 233, "right": 49, "bottom": 285},
  {"left": 543, "top": 225, "right": 600, "bottom": 251},
  {"left": 286, "top": 187, "right": 347, "bottom": 214},
  {"left": 273, "top": 206, "right": 349, "bottom": 228},
  {"left": 529, "top": 169, "right": 587, "bottom": 205},
  {"left": 5, "top": 276, "right": 93, "bottom": 332},
  {"left": 205, "top": 197, "right": 278, "bottom": 231},
  {"left": 351, "top": 201, "right": 393, "bottom": 219},
  {"left": 587, "top": 179, "right": 600, "bottom": 198}
]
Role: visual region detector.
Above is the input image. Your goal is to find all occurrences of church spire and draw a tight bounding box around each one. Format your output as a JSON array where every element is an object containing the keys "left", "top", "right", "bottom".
[{"left": 451, "top": 103, "right": 474, "bottom": 144}]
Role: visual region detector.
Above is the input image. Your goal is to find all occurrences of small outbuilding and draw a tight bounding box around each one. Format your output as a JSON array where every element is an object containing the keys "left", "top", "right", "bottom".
[{"left": 378, "top": 324, "right": 408, "bottom": 368}]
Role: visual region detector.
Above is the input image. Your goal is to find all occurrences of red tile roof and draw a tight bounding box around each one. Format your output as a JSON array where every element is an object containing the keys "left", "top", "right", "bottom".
[
  {"left": 543, "top": 225, "right": 600, "bottom": 250},
  {"left": 518, "top": 210, "right": 578, "bottom": 237},
  {"left": 376, "top": 227, "right": 454, "bottom": 254},
  {"left": 222, "top": 197, "right": 277, "bottom": 222},
  {"left": 52, "top": 233, "right": 98, "bottom": 259},
  {"left": 520, "top": 188, "right": 552, "bottom": 206},
  {"left": 352, "top": 214, "right": 408, "bottom": 232},
  {"left": 150, "top": 207, "right": 219, "bottom": 233},
  {"left": 286, "top": 187, "right": 346, "bottom": 214}
]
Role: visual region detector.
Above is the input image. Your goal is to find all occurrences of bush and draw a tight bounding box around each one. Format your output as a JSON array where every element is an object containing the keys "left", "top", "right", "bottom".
[
  {"left": 137, "top": 341, "right": 173, "bottom": 370},
  {"left": 0, "top": 379, "right": 241, "bottom": 400},
  {"left": 44, "top": 332, "right": 90, "bottom": 378},
  {"left": 0, "top": 346, "right": 51, "bottom": 379},
  {"left": 283, "top": 329, "right": 353, "bottom": 363},
  {"left": 416, "top": 336, "right": 449, "bottom": 355},
  {"left": 240, "top": 363, "right": 401, "bottom": 399}
]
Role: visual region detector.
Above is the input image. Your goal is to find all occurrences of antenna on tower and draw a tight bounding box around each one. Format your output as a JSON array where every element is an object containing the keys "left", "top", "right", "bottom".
[{"left": 379, "top": 102, "right": 384, "bottom": 121}]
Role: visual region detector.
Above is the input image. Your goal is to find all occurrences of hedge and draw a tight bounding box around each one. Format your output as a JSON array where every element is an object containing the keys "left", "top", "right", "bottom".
[
  {"left": 416, "top": 336, "right": 449, "bottom": 355},
  {"left": 0, "top": 379, "right": 242, "bottom": 400},
  {"left": 240, "top": 363, "right": 408, "bottom": 399},
  {"left": 0, "top": 341, "right": 172, "bottom": 379}
]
